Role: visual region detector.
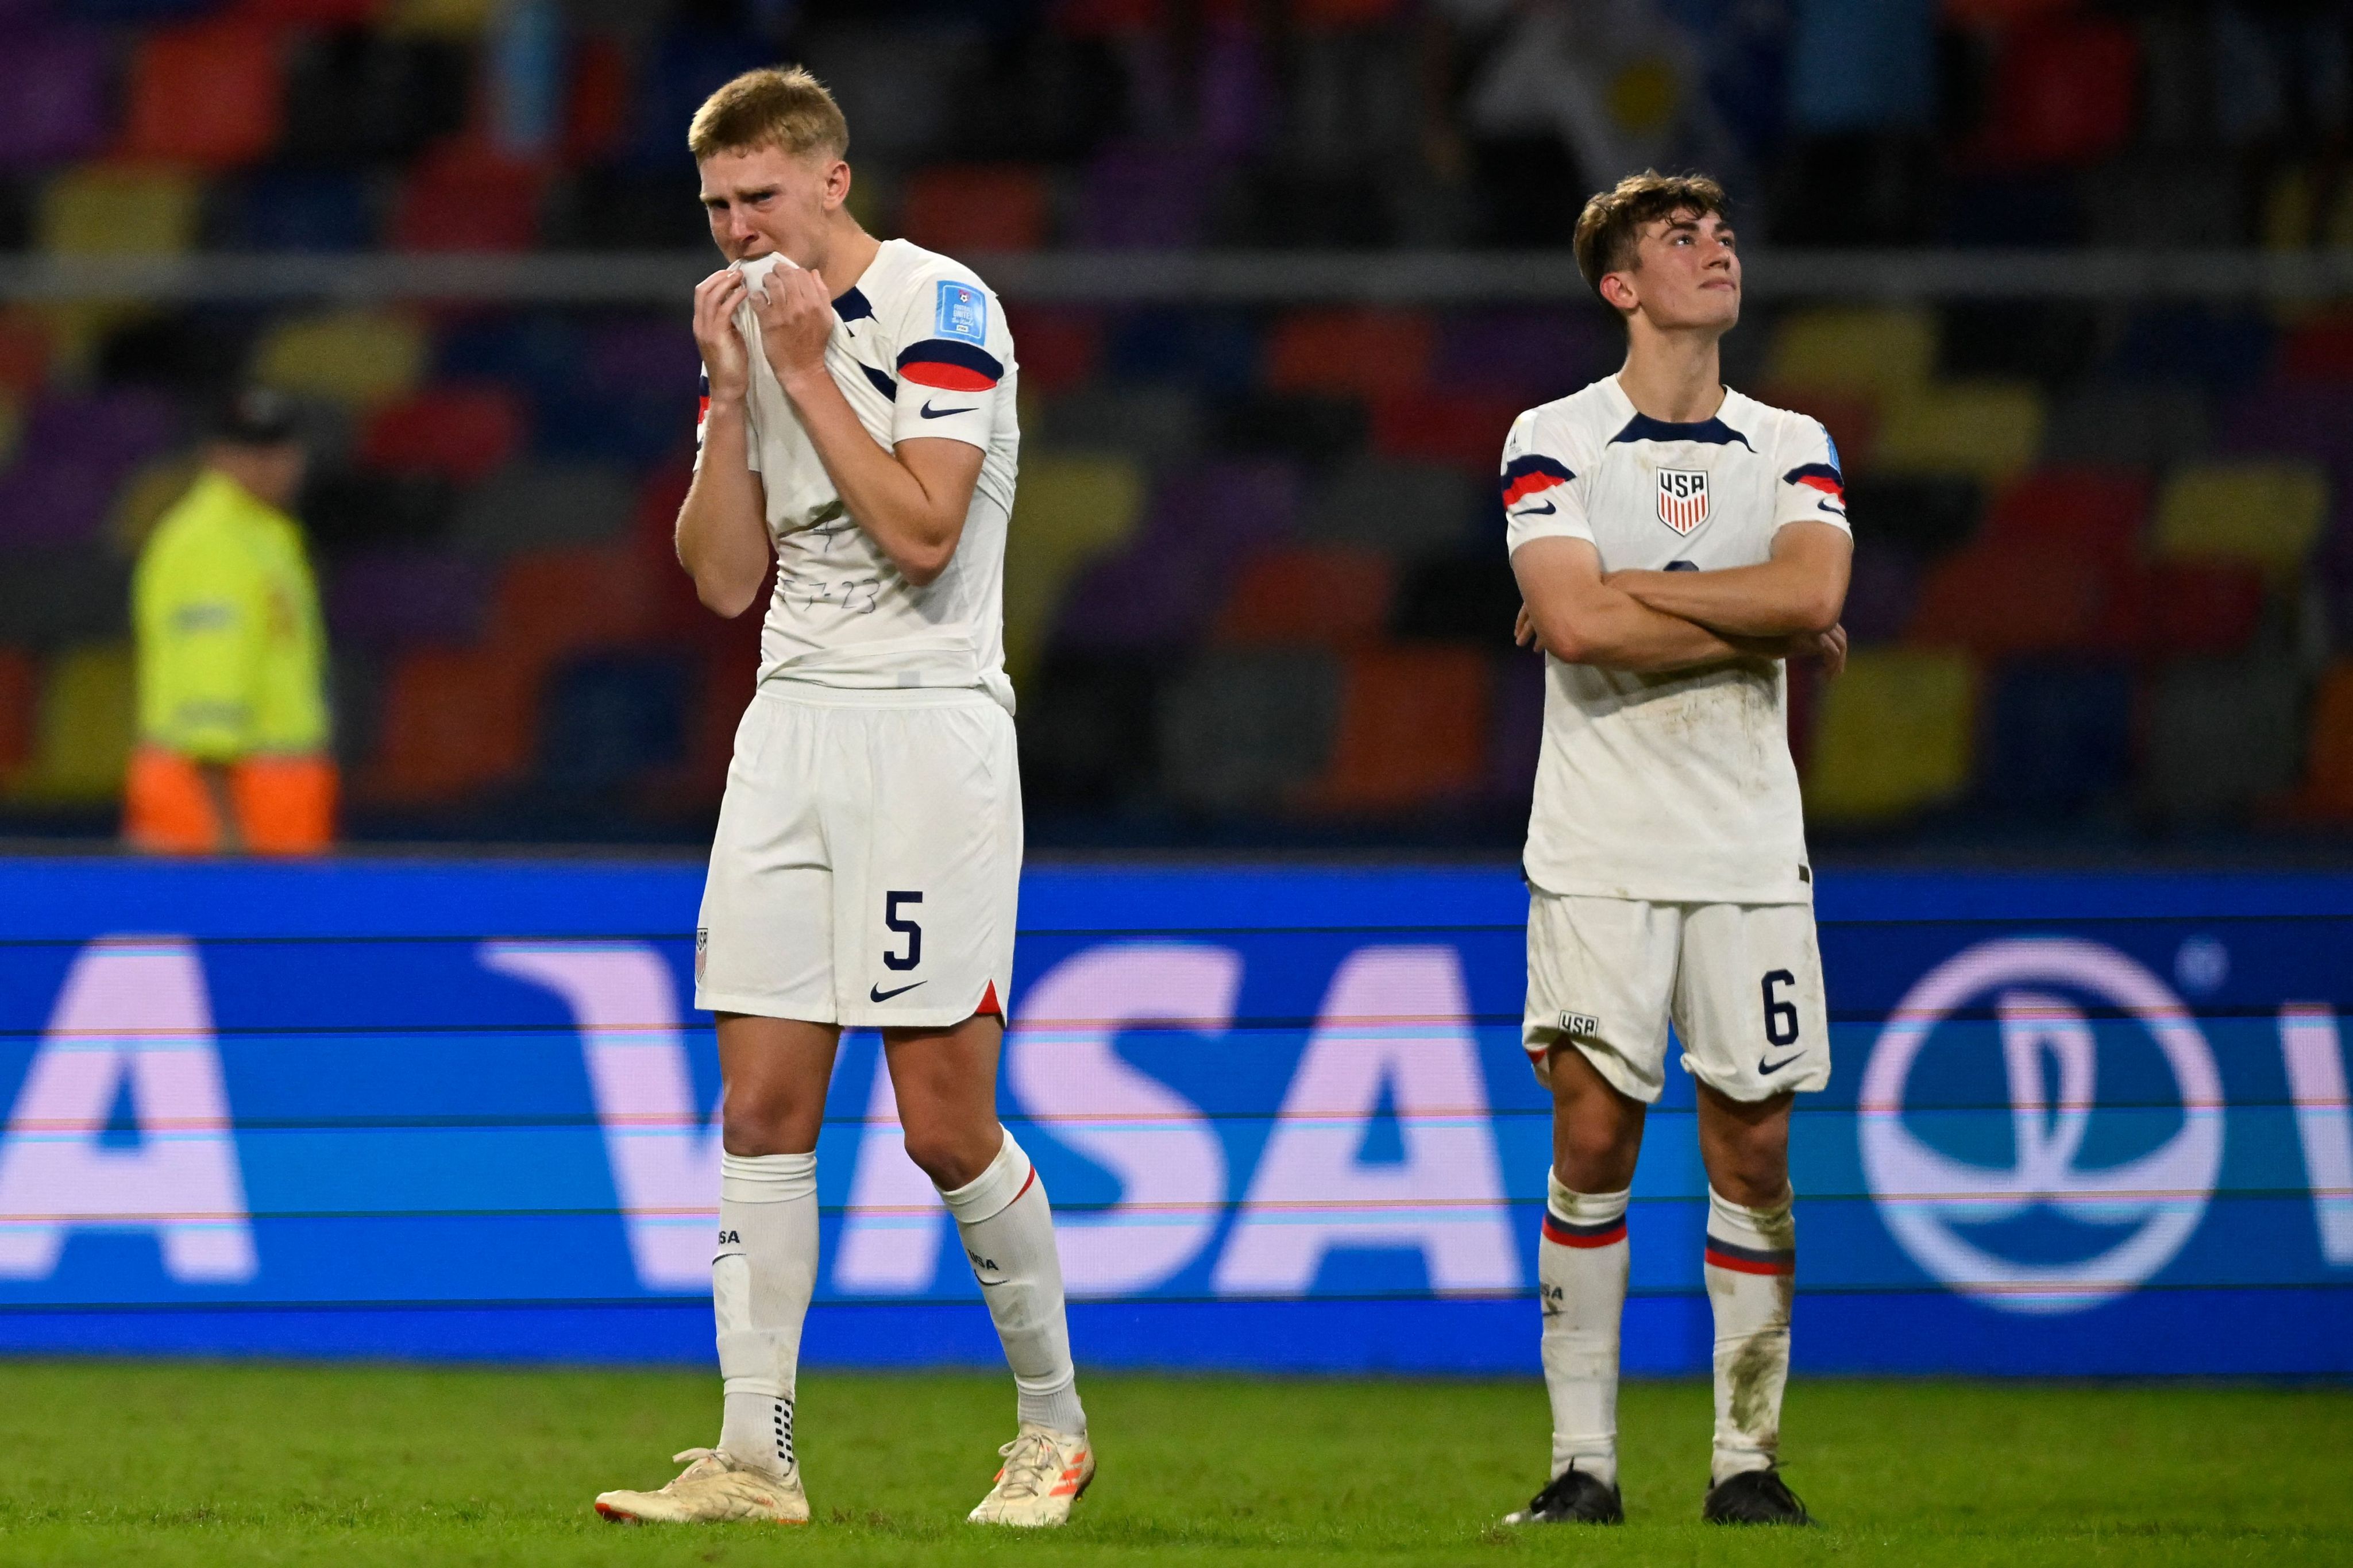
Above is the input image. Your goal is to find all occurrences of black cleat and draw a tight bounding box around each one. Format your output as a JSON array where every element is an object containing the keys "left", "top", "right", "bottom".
[
  {"left": 1702, "top": 1466, "right": 1812, "bottom": 1525},
  {"left": 1504, "top": 1464, "right": 1625, "bottom": 1525}
]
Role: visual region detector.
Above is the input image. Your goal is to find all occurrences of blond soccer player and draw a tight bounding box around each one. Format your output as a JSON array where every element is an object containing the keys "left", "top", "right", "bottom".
[{"left": 592, "top": 67, "right": 1091, "bottom": 1530}]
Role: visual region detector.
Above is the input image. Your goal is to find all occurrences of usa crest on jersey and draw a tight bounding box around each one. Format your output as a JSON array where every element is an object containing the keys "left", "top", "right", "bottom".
[{"left": 1656, "top": 468, "right": 1709, "bottom": 534}]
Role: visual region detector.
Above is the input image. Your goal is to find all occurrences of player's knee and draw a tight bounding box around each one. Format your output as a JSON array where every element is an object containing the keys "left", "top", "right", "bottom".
[
  {"left": 900, "top": 1124, "right": 990, "bottom": 1189},
  {"left": 1703, "top": 1122, "right": 1790, "bottom": 1206},
  {"left": 720, "top": 1089, "right": 810, "bottom": 1157}
]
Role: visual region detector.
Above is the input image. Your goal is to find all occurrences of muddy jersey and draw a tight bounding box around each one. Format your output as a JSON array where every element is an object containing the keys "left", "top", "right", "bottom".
[
  {"left": 697, "top": 238, "right": 1020, "bottom": 710},
  {"left": 1502, "top": 374, "right": 1850, "bottom": 905}
]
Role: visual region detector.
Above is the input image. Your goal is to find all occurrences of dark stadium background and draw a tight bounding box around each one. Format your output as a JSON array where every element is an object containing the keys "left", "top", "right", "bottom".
[{"left": 0, "top": 0, "right": 2347, "bottom": 855}]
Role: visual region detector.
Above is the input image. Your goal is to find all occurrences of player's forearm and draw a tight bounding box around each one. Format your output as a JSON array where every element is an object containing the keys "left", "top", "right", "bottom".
[
  {"left": 1533, "top": 594, "right": 1746, "bottom": 674},
  {"left": 780, "top": 368, "right": 962, "bottom": 587},
  {"left": 674, "top": 399, "right": 771, "bottom": 618},
  {"left": 1610, "top": 562, "right": 1842, "bottom": 638}
]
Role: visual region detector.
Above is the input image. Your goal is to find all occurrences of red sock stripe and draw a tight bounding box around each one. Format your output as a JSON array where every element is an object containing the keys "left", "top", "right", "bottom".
[
  {"left": 1704, "top": 1241, "right": 1795, "bottom": 1276},
  {"left": 1542, "top": 1214, "right": 1627, "bottom": 1249},
  {"left": 1013, "top": 1165, "right": 1037, "bottom": 1204}
]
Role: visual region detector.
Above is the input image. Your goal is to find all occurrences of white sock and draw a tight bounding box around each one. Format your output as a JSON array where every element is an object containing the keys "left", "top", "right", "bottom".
[
  {"left": 715, "top": 1151, "right": 819, "bottom": 1478},
  {"left": 1704, "top": 1184, "right": 1796, "bottom": 1484},
  {"left": 939, "top": 1131, "right": 1086, "bottom": 1436},
  {"left": 1539, "top": 1170, "right": 1629, "bottom": 1488}
]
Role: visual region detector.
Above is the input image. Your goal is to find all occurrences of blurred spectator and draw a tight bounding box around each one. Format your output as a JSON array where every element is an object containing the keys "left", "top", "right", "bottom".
[{"left": 125, "top": 389, "right": 334, "bottom": 855}]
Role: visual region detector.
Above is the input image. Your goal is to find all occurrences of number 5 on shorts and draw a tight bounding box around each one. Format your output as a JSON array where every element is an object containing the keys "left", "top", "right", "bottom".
[{"left": 885, "top": 890, "right": 923, "bottom": 972}]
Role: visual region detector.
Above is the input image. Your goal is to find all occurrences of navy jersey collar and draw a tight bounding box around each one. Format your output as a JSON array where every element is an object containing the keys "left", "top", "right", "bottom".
[{"left": 1601, "top": 374, "right": 1756, "bottom": 451}]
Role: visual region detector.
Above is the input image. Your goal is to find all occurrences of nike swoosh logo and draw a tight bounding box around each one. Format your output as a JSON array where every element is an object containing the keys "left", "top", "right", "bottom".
[
  {"left": 1757, "top": 1051, "right": 1804, "bottom": 1076},
  {"left": 869, "top": 980, "right": 927, "bottom": 1003},
  {"left": 1511, "top": 501, "right": 1557, "bottom": 516},
  {"left": 919, "top": 400, "right": 975, "bottom": 419}
]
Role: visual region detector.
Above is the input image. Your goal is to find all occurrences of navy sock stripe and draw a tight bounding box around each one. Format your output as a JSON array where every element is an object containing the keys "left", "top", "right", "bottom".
[
  {"left": 1545, "top": 1208, "right": 1627, "bottom": 1238},
  {"left": 1704, "top": 1234, "right": 1796, "bottom": 1266}
]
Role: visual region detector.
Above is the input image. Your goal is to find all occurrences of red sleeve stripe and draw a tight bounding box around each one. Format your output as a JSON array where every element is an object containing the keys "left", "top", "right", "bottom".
[
  {"left": 897, "top": 338, "right": 1003, "bottom": 393},
  {"left": 1784, "top": 462, "right": 1846, "bottom": 501},
  {"left": 1500, "top": 454, "right": 1575, "bottom": 508}
]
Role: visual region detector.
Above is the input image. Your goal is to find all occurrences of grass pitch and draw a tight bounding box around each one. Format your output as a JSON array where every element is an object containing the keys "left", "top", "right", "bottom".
[{"left": 0, "top": 1362, "right": 2346, "bottom": 1565}]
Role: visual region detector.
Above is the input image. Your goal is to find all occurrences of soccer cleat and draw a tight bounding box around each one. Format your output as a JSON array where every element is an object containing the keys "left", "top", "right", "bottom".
[
  {"left": 1504, "top": 1463, "right": 1625, "bottom": 1525},
  {"left": 1702, "top": 1466, "right": 1812, "bottom": 1525},
  {"left": 592, "top": 1447, "right": 809, "bottom": 1525},
  {"left": 966, "top": 1422, "right": 1094, "bottom": 1527}
]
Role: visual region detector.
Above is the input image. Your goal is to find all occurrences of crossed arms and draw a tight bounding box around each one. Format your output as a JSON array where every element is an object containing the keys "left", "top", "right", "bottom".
[{"left": 1511, "top": 520, "right": 1851, "bottom": 675}]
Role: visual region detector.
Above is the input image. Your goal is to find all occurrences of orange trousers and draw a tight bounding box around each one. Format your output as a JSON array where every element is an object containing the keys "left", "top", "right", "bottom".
[{"left": 124, "top": 747, "right": 338, "bottom": 856}]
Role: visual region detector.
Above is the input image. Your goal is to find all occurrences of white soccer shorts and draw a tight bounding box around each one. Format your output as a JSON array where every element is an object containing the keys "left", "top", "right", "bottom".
[
  {"left": 1522, "top": 890, "right": 1831, "bottom": 1103},
  {"left": 696, "top": 684, "right": 1020, "bottom": 1029}
]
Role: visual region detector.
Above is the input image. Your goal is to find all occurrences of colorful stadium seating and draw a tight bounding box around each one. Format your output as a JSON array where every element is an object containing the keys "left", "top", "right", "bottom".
[
  {"left": 1002, "top": 454, "right": 1148, "bottom": 686},
  {"left": 1158, "top": 647, "right": 1343, "bottom": 812},
  {"left": 38, "top": 166, "right": 203, "bottom": 254},
  {"left": 1216, "top": 545, "right": 1394, "bottom": 648},
  {"left": 1264, "top": 310, "right": 1434, "bottom": 400},
  {"left": 1803, "top": 648, "right": 1975, "bottom": 824},
  {"left": 1976, "top": 661, "right": 2135, "bottom": 815},
  {"left": 117, "top": 21, "right": 287, "bottom": 169},
  {"left": 0, "top": 30, "right": 113, "bottom": 171},
  {"left": 1762, "top": 307, "right": 1937, "bottom": 403},
  {"left": 900, "top": 165, "right": 1055, "bottom": 254},
  {"left": 360, "top": 386, "right": 527, "bottom": 484},
  {"left": 2141, "top": 658, "right": 2305, "bottom": 822},
  {"left": 2152, "top": 460, "right": 2331, "bottom": 579},
  {"left": 1872, "top": 381, "right": 2047, "bottom": 485},
  {"left": 0, "top": 1, "right": 2338, "bottom": 848},
  {"left": 362, "top": 644, "right": 534, "bottom": 805},
  {"left": 393, "top": 140, "right": 548, "bottom": 252},
  {"left": 2290, "top": 662, "right": 2353, "bottom": 820},
  {"left": 251, "top": 310, "right": 429, "bottom": 408},
  {"left": 1310, "top": 646, "right": 1491, "bottom": 813},
  {"left": 9, "top": 642, "right": 134, "bottom": 806},
  {"left": 0, "top": 647, "right": 34, "bottom": 781}
]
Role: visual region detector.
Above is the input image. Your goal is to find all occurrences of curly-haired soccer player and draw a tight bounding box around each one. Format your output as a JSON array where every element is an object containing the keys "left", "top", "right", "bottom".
[
  {"left": 1499, "top": 171, "right": 1850, "bottom": 1528},
  {"left": 592, "top": 66, "right": 1090, "bottom": 1529}
]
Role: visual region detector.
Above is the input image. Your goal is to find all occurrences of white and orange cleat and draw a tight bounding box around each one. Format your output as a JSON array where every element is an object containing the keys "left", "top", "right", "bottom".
[
  {"left": 966, "top": 1423, "right": 1094, "bottom": 1527},
  {"left": 593, "top": 1447, "right": 809, "bottom": 1525}
]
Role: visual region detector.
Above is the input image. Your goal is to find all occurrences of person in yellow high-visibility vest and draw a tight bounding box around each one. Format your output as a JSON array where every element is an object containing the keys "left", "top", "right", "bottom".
[{"left": 126, "top": 388, "right": 335, "bottom": 855}]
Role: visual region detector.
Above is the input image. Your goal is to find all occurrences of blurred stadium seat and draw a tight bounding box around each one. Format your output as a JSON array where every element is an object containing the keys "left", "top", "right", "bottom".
[
  {"left": 9, "top": 642, "right": 134, "bottom": 806},
  {"left": 38, "top": 166, "right": 203, "bottom": 255},
  {"left": 1216, "top": 544, "right": 1394, "bottom": 648},
  {"left": 1762, "top": 307, "right": 1937, "bottom": 402},
  {"left": 251, "top": 310, "right": 429, "bottom": 409},
  {"left": 1002, "top": 453, "right": 1146, "bottom": 686},
  {"left": 1310, "top": 645, "right": 1491, "bottom": 813},
  {"left": 1159, "top": 646, "right": 1343, "bottom": 813},
  {"left": 117, "top": 21, "right": 287, "bottom": 169},
  {"left": 2152, "top": 461, "right": 2329, "bottom": 579},
  {"left": 1804, "top": 648, "right": 1975, "bottom": 824}
]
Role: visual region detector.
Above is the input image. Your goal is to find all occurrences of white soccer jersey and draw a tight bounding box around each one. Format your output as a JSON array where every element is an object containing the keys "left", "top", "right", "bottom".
[
  {"left": 697, "top": 238, "right": 1020, "bottom": 711},
  {"left": 1502, "top": 374, "right": 1850, "bottom": 906}
]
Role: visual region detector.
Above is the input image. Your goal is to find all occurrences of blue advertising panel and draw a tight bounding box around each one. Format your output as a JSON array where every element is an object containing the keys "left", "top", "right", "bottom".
[{"left": 0, "top": 857, "right": 2346, "bottom": 1376}]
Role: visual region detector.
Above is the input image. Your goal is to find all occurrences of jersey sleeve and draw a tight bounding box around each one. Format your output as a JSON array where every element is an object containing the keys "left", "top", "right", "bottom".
[
  {"left": 1775, "top": 416, "right": 1850, "bottom": 534},
  {"left": 1500, "top": 408, "right": 1593, "bottom": 556},
  {"left": 886, "top": 267, "right": 1011, "bottom": 452}
]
